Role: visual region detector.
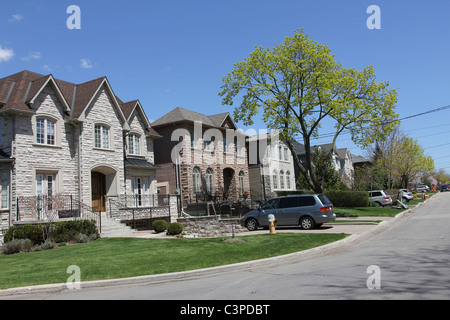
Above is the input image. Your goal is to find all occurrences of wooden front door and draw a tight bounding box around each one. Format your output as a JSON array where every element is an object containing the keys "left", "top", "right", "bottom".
[{"left": 92, "top": 172, "right": 106, "bottom": 212}]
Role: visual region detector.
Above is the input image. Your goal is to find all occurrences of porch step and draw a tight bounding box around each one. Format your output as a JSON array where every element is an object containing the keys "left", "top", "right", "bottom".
[{"left": 99, "top": 213, "right": 137, "bottom": 238}]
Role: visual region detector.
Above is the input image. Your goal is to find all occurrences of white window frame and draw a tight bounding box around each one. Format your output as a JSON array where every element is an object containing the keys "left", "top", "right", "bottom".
[
  {"left": 128, "top": 133, "right": 141, "bottom": 155},
  {"left": 192, "top": 167, "right": 201, "bottom": 193},
  {"left": 0, "top": 170, "right": 9, "bottom": 209},
  {"left": 131, "top": 176, "right": 151, "bottom": 207},
  {"left": 94, "top": 124, "right": 110, "bottom": 149},
  {"left": 36, "top": 117, "right": 56, "bottom": 146},
  {"left": 238, "top": 171, "right": 245, "bottom": 194},
  {"left": 206, "top": 168, "right": 214, "bottom": 194}
]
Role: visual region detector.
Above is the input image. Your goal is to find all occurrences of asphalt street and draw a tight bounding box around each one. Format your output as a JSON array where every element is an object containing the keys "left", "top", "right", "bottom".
[{"left": 2, "top": 192, "right": 450, "bottom": 300}]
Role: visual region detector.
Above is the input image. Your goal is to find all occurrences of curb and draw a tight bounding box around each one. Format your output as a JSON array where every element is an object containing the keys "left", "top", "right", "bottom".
[{"left": 0, "top": 195, "right": 435, "bottom": 298}]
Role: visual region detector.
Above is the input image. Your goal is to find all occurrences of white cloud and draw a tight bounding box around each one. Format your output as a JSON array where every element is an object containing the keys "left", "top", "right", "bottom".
[
  {"left": 21, "top": 51, "right": 42, "bottom": 61},
  {"left": 9, "top": 14, "right": 24, "bottom": 23},
  {"left": 0, "top": 44, "right": 15, "bottom": 63},
  {"left": 42, "top": 65, "right": 52, "bottom": 72},
  {"left": 80, "top": 59, "right": 93, "bottom": 69}
]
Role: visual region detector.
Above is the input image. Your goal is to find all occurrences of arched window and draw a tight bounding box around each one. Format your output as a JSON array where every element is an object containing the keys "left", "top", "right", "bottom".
[
  {"left": 36, "top": 117, "right": 56, "bottom": 145},
  {"left": 238, "top": 171, "right": 245, "bottom": 194},
  {"left": 192, "top": 167, "right": 201, "bottom": 193},
  {"left": 128, "top": 133, "right": 141, "bottom": 155},
  {"left": 279, "top": 170, "right": 285, "bottom": 189},
  {"left": 206, "top": 168, "right": 214, "bottom": 194},
  {"left": 286, "top": 171, "right": 291, "bottom": 190},
  {"left": 272, "top": 170, "right": 278, "bottom": 189}
]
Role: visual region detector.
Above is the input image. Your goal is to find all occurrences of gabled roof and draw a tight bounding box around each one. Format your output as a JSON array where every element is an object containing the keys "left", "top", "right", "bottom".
[
  {"left": 120, "top": 99, "right": 162, "bottom": 138},
  {"left": 0, "top": 70, "right": 159, "bottom": 135},
  {"left": 151, "top": 106, "right": 237, "bottom": 130}
]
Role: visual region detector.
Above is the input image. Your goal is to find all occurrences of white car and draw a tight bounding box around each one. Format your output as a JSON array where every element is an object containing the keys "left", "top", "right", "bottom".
[
  {"left": 369, "top": 190, "right": 392, "bottom": 207},
  {"left": 416, "top": 185, "right": 430, "bottom": 192},
  {"left": 399, "top": 189, "right": 413, "bottom": 202}
]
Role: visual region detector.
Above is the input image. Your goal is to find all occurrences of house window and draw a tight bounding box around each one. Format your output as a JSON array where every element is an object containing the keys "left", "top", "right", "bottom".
[
  {"left": 235, "top": 138, "right": 243, "bottom": 156},
  {"left": 286, "top": 171, "right": 291, "bottom": 189},
  {"left": 190, "top": 132, "right": 198, "bottom": 149},
  {"left": 278, "top": 145, "right": 283, "bottom": 161},
  {"left": 36, "top": 117, "right": 56, "bottom": 145},
  {"left": 238, "top": 171, "right": 245, "bottom": 194},
  {"left": 280, "top": 171, "right": 285, "bottom": 189},
  {"left": 272, "top": 170, "right": 278, "bottom": 189},
  {"left": 192, "top": 167, "right": 201, "bottom": 193},
  {"left": 0, "top": 170, "right": 9, "bottom": 209},
  {"left": 128, "top": 133, "right": 141, "bottom": 155},
  {"left": 36, "top": 173, "right": 56, "bottom": 197},
  {"left": 131, "top": 176, "right": 150, "bottom": 207},
  {"left": 206, "top": 168, "right": 214, "bottom": 194},
  {"left": 223, "top": 136, "right": 229, "bottom": 153},
  {"left": 284, "top": 147, "right": 289, "bottom": 161},
  {"left": 94, "top": 124, "right": 110, "bottom": 149}
]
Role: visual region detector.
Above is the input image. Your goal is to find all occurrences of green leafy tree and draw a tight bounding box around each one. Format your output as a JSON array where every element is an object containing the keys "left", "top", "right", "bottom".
[{"left": 219, "top": 30, "right": 399, "bottom": 193}]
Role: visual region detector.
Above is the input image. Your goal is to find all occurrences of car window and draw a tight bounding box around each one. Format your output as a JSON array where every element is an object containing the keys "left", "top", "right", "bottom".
[
  {"left": 261, "top": 199, "right": 279, "bottom": 210},
  {"left": 318, "top": 194, "right": 332, "bottom": 205},
  {"left": 279, "top": 197, "right": 299, "bottom": 209},
  {"left": 298, "top": 196, "right": 316, "bottom": 206},
  {"left": 370, "top": 191, "right": 382, "bottom": 197}
]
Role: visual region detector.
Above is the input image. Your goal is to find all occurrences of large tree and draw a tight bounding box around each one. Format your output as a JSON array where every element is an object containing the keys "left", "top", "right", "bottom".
[{"left": 219, "top": 30, "right": 399, "bottom": 193}]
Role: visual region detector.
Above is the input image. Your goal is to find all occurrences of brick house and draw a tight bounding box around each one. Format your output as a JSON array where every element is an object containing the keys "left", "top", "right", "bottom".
[
  {"left": 0, "top": 70, "right": 161, "bottom": 230},
  {"left": 151, "top": 107, "right": 250, "bottom": 208}
]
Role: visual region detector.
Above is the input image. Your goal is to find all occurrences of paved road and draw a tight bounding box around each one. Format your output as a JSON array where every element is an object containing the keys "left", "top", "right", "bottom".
[{"left": 3, "top": 193, "right": 450, "bottom": 300}]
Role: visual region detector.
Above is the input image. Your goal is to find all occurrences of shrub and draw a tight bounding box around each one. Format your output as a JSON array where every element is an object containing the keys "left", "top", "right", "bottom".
[
  {"left": 167, "top": 222, "right": 183, "bottom": 235},
  {"left": 2, "top": 239, "right": 33, "bottom": 254},
  {"left": 33, "top": 240, "right": 56, "bottom": 252},
  {"left": 324, "top": 191, "right": 369, "bottom": 207},
  {"left": 152, "top": 220, "right": 168, "bottom": 233},
  {"left": 3, "top": 220, "right": 99, "bottom": 245}
]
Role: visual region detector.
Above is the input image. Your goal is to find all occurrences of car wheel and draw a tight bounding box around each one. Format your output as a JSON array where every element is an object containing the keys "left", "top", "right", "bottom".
[
  {"left": 246, "top": 218, "right": 259, "bottom": 231},
  {"left": 300, "top": 216, "right": 315, "bottom": 230}
]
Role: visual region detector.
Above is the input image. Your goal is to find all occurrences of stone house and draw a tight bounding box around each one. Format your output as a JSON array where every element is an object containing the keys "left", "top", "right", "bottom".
[
  {"left": 0, "top": 70, "right": 162, "bottom": 230},
  {"left": 248, "top": 133, "right": 296, "bottom": 201},
  {"left": 151, "top": 107, "right": 250, "bottom": 208}
]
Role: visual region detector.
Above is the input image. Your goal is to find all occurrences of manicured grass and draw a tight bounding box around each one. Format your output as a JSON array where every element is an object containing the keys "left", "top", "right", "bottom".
[
  {"left": 0, "top": 233, "right": 348, "bottom": 290},
  {"left": 334, "top": 206, "right": 405, "bottom": 217}
]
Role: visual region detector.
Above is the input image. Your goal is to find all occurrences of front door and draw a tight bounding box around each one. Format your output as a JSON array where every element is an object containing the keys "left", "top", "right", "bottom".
[{"left": 92, "top": 172, "right": 106, "bottom": 212}]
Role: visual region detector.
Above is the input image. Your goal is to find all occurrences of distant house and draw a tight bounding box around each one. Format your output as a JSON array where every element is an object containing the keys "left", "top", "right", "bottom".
[
  {"left": 247, "top": 133, "right": 296, "bottom": 201},
  {"left": 0, "top": 70, "right": 161, "bottom": 231},
  {"left": 151, "top": 107, "right": 250, "bottom": 207},
  {"left": 292, "top": 141, "right": 354, "bottom": 187}
]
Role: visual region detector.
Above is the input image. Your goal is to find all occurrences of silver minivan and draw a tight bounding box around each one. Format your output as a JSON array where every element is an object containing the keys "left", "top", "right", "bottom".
[{"left": 241, "top": 194, "right": 336, "bottom": 231}]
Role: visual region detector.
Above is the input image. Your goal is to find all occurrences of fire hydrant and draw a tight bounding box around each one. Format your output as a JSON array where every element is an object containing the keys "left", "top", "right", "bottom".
[{"left": 268, "top": 214, "right": 276, "bottom": 235}]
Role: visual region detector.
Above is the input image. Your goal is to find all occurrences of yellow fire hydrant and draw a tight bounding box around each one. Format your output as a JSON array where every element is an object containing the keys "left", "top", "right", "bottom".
[{"left": 268, "top": 214, "right": 276, "bottom": 235}]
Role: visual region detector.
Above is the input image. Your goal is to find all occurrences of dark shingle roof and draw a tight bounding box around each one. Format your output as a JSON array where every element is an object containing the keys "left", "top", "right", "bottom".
[
  {"left": 151, "top": 107, "right": 236, "bottom": 130},
  {"left": 0, "top": 70, "right": 160, "bottom": 136}
]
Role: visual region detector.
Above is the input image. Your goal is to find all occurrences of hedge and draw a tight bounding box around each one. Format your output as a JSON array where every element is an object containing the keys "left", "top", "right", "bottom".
[
  {"left": 276, "top": 190, "right": 369, "bottom": 207},
  {"left": 2, "top": 220, "right": 99, "bottom": 245}
]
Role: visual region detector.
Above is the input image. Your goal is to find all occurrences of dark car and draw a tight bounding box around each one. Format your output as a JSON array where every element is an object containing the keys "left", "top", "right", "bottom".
[
  {"left": 240, "top": 194, "right": 336, "bottom": 231},
  {"left": 441, "top": 184, "right": 449, "bottom": 192}
]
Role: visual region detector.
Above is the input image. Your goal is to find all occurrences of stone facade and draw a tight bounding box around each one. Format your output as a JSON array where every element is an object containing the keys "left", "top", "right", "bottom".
[
  {"left": 177, "top": 216, "right": 244, "bottom": 238},
  {"left": 152, "top": 108, "right": 251, "bottom": 208},
  {"left": 0, "top": 71, "right": 163, "bottom": 237}
]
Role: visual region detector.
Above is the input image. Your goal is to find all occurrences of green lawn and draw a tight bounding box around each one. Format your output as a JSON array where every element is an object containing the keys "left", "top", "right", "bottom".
[
  {"left": 334, "top": 206, "right": 405, "bottom": 217},
  {"left": 0, "top": 233, "right": 348, "bottom": 290}
]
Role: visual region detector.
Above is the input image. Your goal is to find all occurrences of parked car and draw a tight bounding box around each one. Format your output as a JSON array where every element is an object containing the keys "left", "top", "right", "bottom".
[
  {"left": 241, "top": 194, "right": 336, "bottom": 231},
  {"left": 369, "top": 190, "right": 392, "bottom": 207},
  {"left": 416, "top": 185, "right": 430, "bottom": 192},
  {"left": 399, "top": 189, "right": 413, "bottom": 202},
  {"left": 440, "top": 184, "right": 449, "bottom": 192}
]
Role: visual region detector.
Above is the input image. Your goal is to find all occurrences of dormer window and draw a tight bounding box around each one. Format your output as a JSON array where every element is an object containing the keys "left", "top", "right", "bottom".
[
  {"left": 36, "top": 117, "right": 56, "bottom": 145},
  {"left": 128, "top": 133, "right": 141, "bottom": 155}
]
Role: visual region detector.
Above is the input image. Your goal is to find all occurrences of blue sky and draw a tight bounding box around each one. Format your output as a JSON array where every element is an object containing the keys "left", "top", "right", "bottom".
[{"left": 2, "top": 0, "right": 450, "bottom": 173}]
